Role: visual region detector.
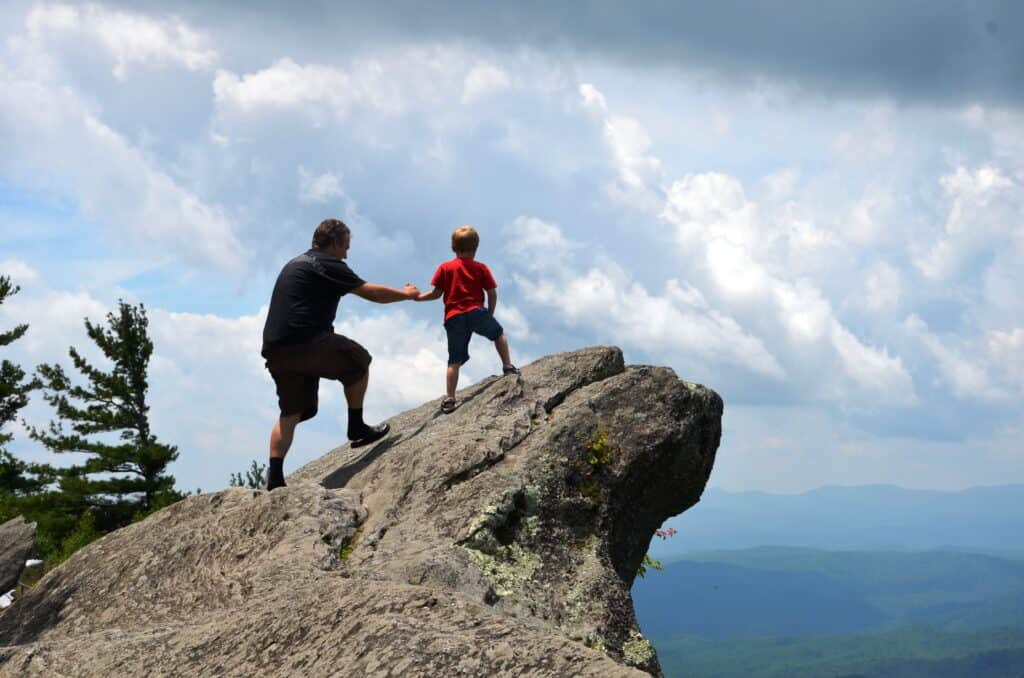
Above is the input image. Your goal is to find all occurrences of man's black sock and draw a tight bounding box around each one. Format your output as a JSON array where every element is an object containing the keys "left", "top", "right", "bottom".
[
  {"left": 267, "top": 457, "right": 286, "bottom": 490},
  {"left": 348, "top": 408, "right": 368, "bottom": 439}
]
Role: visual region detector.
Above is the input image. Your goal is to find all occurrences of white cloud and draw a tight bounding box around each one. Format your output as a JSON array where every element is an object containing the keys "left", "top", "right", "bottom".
[
  {"left": 495, "top": 304, "right": 531, "bottom": 342},
  {"left": 856, "top": 262, "right": 902, "bottom": 312},
  {"left": 760, "top": 168, "right": 799, "bottom": 200},
  {"left": 0, "top": 289, "right": 108, "bottom": 358},
  {"left": 214, "top": 58, "right": 355, "bottom": 114},
  {"left": 830, "top": 323, "right": 915, "bottom": 405},
  {"left": 662, "top": 170, "right": 917, "bottom": 406},
  {"left": 987, "top": 328, "right": 1024, "bottom": 394},
  {"left": 904, "top": 315, "right": 1003, "bottom": 401},
  {"left": 298, "top": 168, "right": 345, "bottom": 203},
  {"left": 917, "top": 166, "right": 1020, "bottom": 280},
  {"left": 0, "top": 259, "right": 39, "bottom": 286},
  {"left": 462, "top": 63, "right": 511, "bottom": 103},
  {"left": 580, "top": 82, "right": 663, "bottom": 210},
  {"left": 213, "top": 48, "right": 477, "bottom": 123},
  {"left": 507, "top": 217, "right": 784, "bottom": 378},
  {"left": 663, "top": 172, "right": 760, "bottom": 262},
  {"left": 0, "top": 66, "right": 243, "bottom": 271},
  {"left": 831, "top": 106, "right": 897, "bottom": 166},
  {"left": 505, "top": 215, "right": 577, "bottom": 267},
  {"left": 26, "top": 3, "right": 217, "bottom": 79},
  {"left": 578, "top": 83, "right": 607, "bottom": 112}
]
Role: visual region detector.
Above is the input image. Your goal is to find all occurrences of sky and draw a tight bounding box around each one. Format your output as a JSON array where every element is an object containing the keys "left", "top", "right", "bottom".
[{"left": 0, "top": 1, "right": 1022, "bottom": 494}]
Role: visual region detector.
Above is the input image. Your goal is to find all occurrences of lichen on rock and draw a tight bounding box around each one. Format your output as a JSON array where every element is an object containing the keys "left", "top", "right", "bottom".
[{"left": 622, "top": 629, "right": 657, "bottom": 668}]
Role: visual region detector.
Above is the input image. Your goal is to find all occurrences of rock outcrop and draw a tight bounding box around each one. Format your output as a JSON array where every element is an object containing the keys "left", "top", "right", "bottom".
[
  {"left": 0, "top": 518, "right": 36, "bottom": 596},
  {"left": 0, "top": 347, "right": 721, "bottom": 677}
]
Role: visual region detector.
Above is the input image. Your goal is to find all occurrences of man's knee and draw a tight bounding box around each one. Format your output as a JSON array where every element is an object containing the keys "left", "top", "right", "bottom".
[{"left": 280, "top": 411, "right": 306, "bottom": 428}]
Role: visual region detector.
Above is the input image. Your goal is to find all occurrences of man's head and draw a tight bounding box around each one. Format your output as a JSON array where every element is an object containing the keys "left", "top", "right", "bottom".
[
  {"left": 451, "top": 225, "right": 479, "bottom": 258},
  {"left": 312, "top": 219, "right": 351, "bottom": 259}
]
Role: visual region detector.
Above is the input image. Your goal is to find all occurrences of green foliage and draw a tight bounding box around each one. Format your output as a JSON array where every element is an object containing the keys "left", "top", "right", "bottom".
[
  {"left": 229, "top": 460, "right": 267, "bottom": 489},
  {"left": 575, "top": 428, "right": 617, "bottom": 500},
  {"left": 47, "top": 510, "right": 103, "bottom": 568},
  {"left": 636, "top": 553, "right": 665, "bottom": 579},
  {"left": 29, "top": 300, "right": 180, "bottom": 535},
  {"left": 338, "top": 528, "right": 363, "bottom": 561},
  {"left": 0, "top": 275, "right": 47, "bottom": 489},
  {"left": 0, "top": 285, "right": 186, "bottom": 566},
  {"left": 584, "top": 429, "right": 616, "bottom": 470},
  {"left": 0, "top": 450, "right": 54, "bottom": 496}
]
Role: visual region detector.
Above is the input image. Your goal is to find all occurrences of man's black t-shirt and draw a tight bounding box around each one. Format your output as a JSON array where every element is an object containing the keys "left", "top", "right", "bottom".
[{"left": 261, "top": 249, "right": 365, "bottom": 356}]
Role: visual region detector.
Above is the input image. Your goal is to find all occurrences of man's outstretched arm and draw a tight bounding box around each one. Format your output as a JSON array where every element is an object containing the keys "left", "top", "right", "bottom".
[{"left": 352, "top": 282, "right": 420, "bottom": 303}]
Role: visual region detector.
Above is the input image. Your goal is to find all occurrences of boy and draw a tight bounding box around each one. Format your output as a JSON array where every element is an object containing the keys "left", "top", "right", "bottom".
[{"left": 417, "top": 225, "right": 518, "bottom": 413}]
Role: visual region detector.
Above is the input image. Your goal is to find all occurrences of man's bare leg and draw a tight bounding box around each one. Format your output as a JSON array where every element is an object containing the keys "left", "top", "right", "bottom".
[
  {"left": 344, "top": 371, "right": 368, "bottom": 409},
  {"left": 268, "top": 413, "right": 301, "bottom": 490}
]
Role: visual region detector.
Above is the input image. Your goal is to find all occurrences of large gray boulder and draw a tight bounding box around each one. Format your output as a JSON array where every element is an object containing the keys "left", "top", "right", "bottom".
[
  {"left": 0, "top": 517, "right": 35, "bottom": 596},
  {"left": 0, "top": 347, "right": 721, "bottom": 676}
]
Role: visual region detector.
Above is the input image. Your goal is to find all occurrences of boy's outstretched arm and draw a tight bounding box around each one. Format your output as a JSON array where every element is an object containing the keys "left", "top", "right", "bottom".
[
  {"left": 416, "top": 287, "right": 444, "bottom": 302},
  {"left": 486, "top": 288, "right": 497, "bottom": 315}
]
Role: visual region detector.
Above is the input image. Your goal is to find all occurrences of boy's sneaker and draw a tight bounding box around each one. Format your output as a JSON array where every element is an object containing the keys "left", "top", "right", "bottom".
[
  {"left": 502, "top": 364, "right": 520, "bottom": 375},
  {"left": 351, "top": 422, "right": 390, "bottom": 449},
  {"left": 441, "top": 396, "right": 457, "bottom": 414}
]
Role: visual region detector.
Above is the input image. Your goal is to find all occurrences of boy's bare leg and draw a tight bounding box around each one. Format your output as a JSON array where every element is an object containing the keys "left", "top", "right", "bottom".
[
  {"left": 446, "top": 363, "right": 460, "bottom": 398},
  {"left": 495, "top": 334, "right": 512, "bottom": 366}
]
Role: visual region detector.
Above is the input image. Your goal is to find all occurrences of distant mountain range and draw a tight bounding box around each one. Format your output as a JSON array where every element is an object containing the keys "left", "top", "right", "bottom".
[
  {"left": 651, "top": 484, "right": 1024, "bottom": 556},
  {"left": 633, "top": 546, "right": 1024, "bottom": 678},
  {"left": 634, "top": 546, "right": 1024, "bottom": 639}
]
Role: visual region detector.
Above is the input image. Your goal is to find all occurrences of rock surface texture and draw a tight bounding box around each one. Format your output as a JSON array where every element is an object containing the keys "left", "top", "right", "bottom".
[
  {"left": 0, "top": 517, "right": 36, "bottom": 595},
  {"left": 0, "top": 347, "right": 721, "bottom": 677}
]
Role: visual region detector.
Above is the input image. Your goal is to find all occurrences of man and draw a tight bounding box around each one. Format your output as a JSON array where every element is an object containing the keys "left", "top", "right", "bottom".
[{"left": 261, "top": 218, "right": 419, "bottom": 490}]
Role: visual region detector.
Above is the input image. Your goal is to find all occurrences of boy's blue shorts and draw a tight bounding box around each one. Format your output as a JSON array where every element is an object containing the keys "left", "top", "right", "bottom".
[{"left": 445, "top": 307, "right": 503, "bottom": 365}]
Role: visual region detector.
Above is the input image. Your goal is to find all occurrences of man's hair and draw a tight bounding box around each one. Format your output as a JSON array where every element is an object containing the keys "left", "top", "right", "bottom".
[
  {"left": 312, "top": 219, "right": 351, "bottom": 249},
  {"left": 451, "top": 225, "right": 479, "bottom": 253}
]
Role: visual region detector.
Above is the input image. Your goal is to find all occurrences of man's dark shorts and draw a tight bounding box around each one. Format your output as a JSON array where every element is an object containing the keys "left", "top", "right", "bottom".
[
  {"left": 264, "top": 333, "right": 371, "bottom": 422},
  {"left": 444, "top": 307, "right": 503, "bottom": 365}
]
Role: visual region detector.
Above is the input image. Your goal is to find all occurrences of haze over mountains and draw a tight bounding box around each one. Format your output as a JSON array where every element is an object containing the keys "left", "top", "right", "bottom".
[{"left": 651, "top": 484, "right": 1024, "bottom": 556}]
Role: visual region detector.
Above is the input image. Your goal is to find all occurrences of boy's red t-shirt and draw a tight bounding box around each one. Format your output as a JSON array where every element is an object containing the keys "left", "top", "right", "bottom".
[{"left": 431, "top": 257, "right": 497, "bottom": 321}]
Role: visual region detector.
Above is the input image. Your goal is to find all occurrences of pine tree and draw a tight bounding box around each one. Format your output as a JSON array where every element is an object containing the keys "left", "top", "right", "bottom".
[
  {"left": 229, "top": 460, "right": 267, "bottom": 490},
  {"left": 0, "top": 275, "right": 59, "bottom": 547},
  {"left": 31, "top": 300, "right": 181, "bottom": 532},
  {"left": 0, "top": 275, "right": 49, "bottom": 500},
  {"left": 1, "top": 276, "right": 31, "bottom": 454}
]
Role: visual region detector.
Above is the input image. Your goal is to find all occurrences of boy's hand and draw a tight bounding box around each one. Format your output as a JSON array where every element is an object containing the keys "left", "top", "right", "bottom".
[
  {"left": 415, "top": 287, "right": 444, "bottom": 302},
  {"left": 403, "top": 283, "right": 420, "bottom": 299}
]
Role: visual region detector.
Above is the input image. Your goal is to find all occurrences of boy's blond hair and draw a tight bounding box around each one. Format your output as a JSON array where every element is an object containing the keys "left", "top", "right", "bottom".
[{"left": 451, "top": 225, "right": 480, "bottom": 254}]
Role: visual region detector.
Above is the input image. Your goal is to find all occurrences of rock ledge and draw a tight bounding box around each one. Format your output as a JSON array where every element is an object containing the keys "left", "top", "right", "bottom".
[{"left": 0, "top": 347, "right": 722, "bottom": 677}]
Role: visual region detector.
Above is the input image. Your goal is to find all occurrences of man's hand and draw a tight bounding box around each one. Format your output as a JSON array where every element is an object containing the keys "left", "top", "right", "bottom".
[{"left": 404, "top": 283, "right": 420, "bottom": 299}]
